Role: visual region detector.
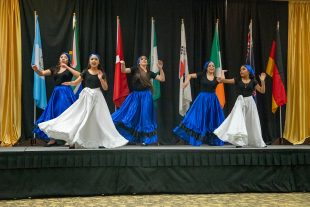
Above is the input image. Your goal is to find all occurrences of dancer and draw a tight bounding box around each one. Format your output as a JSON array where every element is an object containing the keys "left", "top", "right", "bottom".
[
  {"left": 32, "top": 52, "right": 80, "bottom": 146},
  {"left": 214, "top": 65, "right": 266, "bottom": 147},
  {"left": 112, "top": 56, "right": 165, "bottom": 145},
  {"left": 173, "top": 61, "right": 224, "bottom": 146},
  {"left": 39, "top": 53, "right": 128, "bottom": 148}
]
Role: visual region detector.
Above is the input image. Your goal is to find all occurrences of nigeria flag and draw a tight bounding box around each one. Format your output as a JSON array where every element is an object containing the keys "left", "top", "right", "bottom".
[{"left": 150, "top": 17, "right": 160, "bottom": 101}]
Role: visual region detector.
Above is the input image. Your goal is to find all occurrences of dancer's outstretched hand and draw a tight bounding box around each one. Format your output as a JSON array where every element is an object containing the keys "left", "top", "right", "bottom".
[{"left": 259, "top": 72, "right": 266, "bottom": 81}]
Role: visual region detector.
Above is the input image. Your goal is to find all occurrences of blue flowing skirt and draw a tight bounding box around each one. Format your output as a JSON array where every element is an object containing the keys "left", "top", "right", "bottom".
[
  {"left": 112, "top": 90, "right": 157, "bottom": 144},
  {"left": 173, "top": 92, "right": 224, "bottom": 146},
  {"left": 33, "top": 85, "right": 77, "bottom": 141}
]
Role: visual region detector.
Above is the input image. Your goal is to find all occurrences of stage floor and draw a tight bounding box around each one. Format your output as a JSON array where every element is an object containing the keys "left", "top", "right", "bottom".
[{"left": 2, "top": 144, "right": 310, "bottom": 152}]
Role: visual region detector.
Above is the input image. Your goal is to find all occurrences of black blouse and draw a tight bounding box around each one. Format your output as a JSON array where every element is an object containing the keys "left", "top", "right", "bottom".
[
  {"left": 196, "top": 71, "right": 218, "bottom": 93},
  {"left": 234, "top": 77, "right": 258, "bottom": 97},
  {"left": 49, "top": 67, "right": 73, "bottom": 86},
  {"left": 130, "top": 67, "right": 157, "bottom": 91},
  {"left": 81, "top": 69, "right": 104, "bottom": 89}
]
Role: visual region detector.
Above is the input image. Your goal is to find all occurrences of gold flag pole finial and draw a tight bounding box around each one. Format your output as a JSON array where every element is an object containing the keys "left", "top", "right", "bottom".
[{"left": 73, "top": 13, "right": 77, "bottom": 29}]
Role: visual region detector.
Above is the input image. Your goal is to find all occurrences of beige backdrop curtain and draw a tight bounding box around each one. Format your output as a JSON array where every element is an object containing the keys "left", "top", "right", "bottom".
[
  {"left": 0, "top": 0, "right": 22, "bottom": 146},
  {"left": 284, "top": 1, "right": 310, "bottom": 144}
]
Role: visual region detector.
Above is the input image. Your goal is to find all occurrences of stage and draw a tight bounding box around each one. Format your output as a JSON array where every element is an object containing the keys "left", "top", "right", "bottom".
[{"left": 0, "top": 145, "right": 310, "bottom": 199}]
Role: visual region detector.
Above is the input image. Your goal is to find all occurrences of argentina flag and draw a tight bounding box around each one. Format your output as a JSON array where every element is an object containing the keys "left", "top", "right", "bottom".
[{"left": 31, "top": 13, "right": 47, "bottom": 110}]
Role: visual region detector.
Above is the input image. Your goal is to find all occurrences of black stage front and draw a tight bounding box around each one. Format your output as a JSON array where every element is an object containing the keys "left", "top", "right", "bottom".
[{"left": 0, "top": 145, "right": 310, "bottom": 199}]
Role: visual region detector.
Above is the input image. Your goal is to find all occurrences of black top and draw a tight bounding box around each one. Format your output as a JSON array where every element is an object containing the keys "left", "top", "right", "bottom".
[
  {"left": 130, "top": 67, "right": 157, "bottom": 91},
  {"left": 196, "top": 71, "right": 218, "bottom": 93},
  {"left": 49, "top": 67, "right": 73, "bottom": 86},
  {"left": 81, "top": 69, "right": 104, "bottom": 89},
  {"left": 234, "top": 77, "right": 258, "bottom": 97}
]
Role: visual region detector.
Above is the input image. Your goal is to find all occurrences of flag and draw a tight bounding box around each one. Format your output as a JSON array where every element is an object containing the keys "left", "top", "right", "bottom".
[
  {"left": 266, "top": 22, "right": 287, "bottom": 113},
  {"left": 179, "top": 20, "right": 192, "bottom": 116},
  {"left": 70, "top": 13, "right": 81, "bottom": 94},
  {"left": 150, "top": 17, "right": 160, "bottom": 101},
  {"left": 113, "top": 17, "right": 129, "bottom": 108},
  {"left": 245, "top": 19, "right": 257, "bottom": 101},
  {"left": 210, "top": 20, "right": 225, "bottom": 108},
  {"left": 245, "top": 20, "right": 255, "bottom": 70},
  {"left": 31, "top": 13, "right": 47, "bottom": 110}
]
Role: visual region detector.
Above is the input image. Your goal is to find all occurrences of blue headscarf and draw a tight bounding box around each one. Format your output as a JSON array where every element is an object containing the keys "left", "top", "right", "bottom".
[
  {"left": 89, "top": 53, "right": 101, "bottom": 62},
  {"left": 137, "top": 56, "right": 148, "bottom": 66},
  {"left": 244, "top": 64, "right": 254, "bottom": 75},
  {"left": 62, "top": 52, "right": 71, "bottom": 65},
  {"left": 203, "top": 61, "right": 215, "bottom": 70},
  {"left": 203, "top": 61, "right": 210, "bottom": 70}
]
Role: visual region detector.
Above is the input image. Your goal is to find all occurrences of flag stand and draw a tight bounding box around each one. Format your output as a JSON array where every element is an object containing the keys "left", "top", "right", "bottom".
[{"left": 31, "top": 103, "right": 36, "bottom": 146}]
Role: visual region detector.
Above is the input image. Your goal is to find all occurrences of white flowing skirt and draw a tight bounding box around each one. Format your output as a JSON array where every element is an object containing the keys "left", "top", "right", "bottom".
[
  {"left": 39, "top": 87, "right": 128, "bottom": 148},
  {"left": 214, "top": 95, "right": 266, "bottom": 147}
]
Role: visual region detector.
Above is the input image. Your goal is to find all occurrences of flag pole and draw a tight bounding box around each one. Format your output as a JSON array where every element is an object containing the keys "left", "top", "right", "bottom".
[
  {"left": 151, "top": 16, "right": 159, "bottom": 146},
  {"left": 280, "top": 109, "right": 283, "bottom": 143},
  {"left": 115, "top": 16, "right": 119, "bottom": 112},
  {"left": 277, "top": 20, "right": 283, "bottom": 145},
  {"left": 32, "top": 10, "right": 37, "bottom": 146},
  {"left": 181, "top": 18, "right": 184, "bottom": 84}
]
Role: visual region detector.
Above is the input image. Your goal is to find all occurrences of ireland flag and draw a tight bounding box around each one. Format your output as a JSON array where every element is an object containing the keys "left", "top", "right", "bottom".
[{"left": 210, "top": 20, "right": 225, "bottom": 108}]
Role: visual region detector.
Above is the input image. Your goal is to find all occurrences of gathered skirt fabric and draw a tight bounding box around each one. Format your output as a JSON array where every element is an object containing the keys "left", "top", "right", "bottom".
[
  {"left": 74, "top": 83, "right": 83, "bottom": 99},
  {"left": 112, "top": 90, "right": 157, "bottom": 144},
  {"left": 39, "top": 87, "right": 128, "bottom": 148},
  {"left": 173, "top": 92, "right": 224, "bottom": 146},
  {"left": 214, "top": 95, "right": 266, "bottom": 147},
  {"left": 33, "top": 85, "right": 77, "bottom": 141}
]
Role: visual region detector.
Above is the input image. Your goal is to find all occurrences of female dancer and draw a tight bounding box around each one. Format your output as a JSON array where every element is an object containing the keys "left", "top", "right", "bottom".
[
  {"left": 173, "top": 61, "right": 224, "bottom": 146},
  {"left": 39, "top": 53, "right": 128, "bottom": 148},
  {"left": 214, "top": 65, "right": 266, "bottom": 148},
  {"left": 112, "top": 56, "right": 165, "bottom": 145},
  {"left": 32, "top": 52, "right": 80, "bottom": 146}
]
